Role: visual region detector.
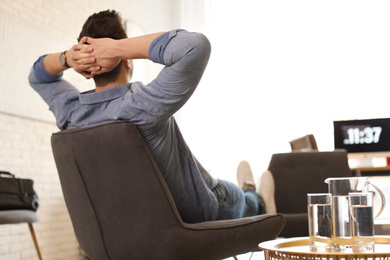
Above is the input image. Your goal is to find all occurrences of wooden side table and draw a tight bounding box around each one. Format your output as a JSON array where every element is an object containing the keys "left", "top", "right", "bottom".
[{"left": 259, "top": 236, "right": 390, "bottom": 260}]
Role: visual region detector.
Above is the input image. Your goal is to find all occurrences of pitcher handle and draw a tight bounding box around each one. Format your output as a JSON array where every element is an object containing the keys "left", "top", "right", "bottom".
[{"left": 369, "top": 182, "right": 386, "bottom": 219}]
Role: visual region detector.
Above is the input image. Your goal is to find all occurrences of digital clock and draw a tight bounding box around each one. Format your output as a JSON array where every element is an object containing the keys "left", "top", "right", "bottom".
[{"left": 334, "top": 118, "right": 390, "bottom": 154}]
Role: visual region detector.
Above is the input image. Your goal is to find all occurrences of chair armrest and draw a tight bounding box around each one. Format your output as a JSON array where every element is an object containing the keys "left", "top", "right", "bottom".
[{"left": 182, "top": 213, "right": 284, "bottom": 230}]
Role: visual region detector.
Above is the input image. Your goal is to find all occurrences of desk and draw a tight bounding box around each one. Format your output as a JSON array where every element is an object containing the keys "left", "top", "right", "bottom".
[
  {"left": 259, "top": 237, "right": 390, "bottom": 260},
  {"left": 352, "top": 166, "right": 390, "bottom": 176}
]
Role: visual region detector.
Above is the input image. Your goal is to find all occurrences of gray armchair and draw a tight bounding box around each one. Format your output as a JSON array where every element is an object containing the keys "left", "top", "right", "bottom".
[
  {"left": 267, "top": 150, "right": 353, "bottom": 238},
  {"left": 51, "top": 121, "right": 285, "bottom": 260}
]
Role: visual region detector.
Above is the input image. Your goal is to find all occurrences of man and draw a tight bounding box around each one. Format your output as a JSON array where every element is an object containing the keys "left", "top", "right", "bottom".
[{"left": 29, "top": 10, "right": 272, "bottom": 223}]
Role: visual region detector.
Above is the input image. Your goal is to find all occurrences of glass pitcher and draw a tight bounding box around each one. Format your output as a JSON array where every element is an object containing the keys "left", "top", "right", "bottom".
[{"left": 324, "top": 177, "right": 386, "bottom": 251}]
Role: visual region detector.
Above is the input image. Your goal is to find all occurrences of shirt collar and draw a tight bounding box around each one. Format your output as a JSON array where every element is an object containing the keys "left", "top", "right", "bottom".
[{"left": 79, "top": 84, "right": 131, "bottom": 105}]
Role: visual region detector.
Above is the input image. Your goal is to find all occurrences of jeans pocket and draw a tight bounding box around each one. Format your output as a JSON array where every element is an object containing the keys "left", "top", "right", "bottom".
[{"left": 212, "top": 183, "right": 229, "bottom": 206}]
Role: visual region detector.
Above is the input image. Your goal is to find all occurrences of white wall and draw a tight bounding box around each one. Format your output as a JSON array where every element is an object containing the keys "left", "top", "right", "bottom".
[
  {"left": 178, "top": 0, "right": 390, "bottom": 184},
  {"left": 0, "top": 0, "right": 180, "bottom": 259}
]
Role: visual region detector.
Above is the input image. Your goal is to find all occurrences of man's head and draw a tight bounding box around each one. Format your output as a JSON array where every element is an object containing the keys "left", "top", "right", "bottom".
[{"left": 78, "top": 10, "right": 129, "bottom": 87}]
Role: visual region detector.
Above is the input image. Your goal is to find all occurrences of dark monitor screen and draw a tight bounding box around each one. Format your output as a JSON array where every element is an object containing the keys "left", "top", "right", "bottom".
[{"left": 334, "top": 118, "right": 390, "bottom": 154}]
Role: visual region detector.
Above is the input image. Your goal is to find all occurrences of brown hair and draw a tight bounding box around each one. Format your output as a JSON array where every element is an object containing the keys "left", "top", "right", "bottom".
[{"left": 78, "top": 10, "right": 128, "bottom": 86}]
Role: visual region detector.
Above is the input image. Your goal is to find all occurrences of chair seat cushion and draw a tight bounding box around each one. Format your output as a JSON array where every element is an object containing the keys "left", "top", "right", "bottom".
[{"left": 0, "top": 210, "right": 38, "bottom": 224}]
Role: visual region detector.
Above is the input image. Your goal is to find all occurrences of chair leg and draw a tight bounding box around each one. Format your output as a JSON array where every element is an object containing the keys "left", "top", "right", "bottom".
[{"left": 28, "top": 223, "right": 43, "bottom": 260}]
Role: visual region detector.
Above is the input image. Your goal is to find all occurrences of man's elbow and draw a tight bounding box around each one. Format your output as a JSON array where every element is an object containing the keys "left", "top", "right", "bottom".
[{"left": 185, "top": 32, "right": 211, "bottom": 64}]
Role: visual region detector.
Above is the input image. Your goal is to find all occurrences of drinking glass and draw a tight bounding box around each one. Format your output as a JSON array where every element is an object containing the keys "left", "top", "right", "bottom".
[
  {"left": 307, "top": 193, "right": 332, "bottom": 252},
  {"left": 349, "top": 192, "right": 375, "bottom": 253}
]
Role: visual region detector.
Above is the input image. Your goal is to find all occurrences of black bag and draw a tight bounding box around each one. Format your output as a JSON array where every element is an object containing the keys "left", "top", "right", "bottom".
[{"left": 0, "top": 171, "right": 39, "bottom": 211}]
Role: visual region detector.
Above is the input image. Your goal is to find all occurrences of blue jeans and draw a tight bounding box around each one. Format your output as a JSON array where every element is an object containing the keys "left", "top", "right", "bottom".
[{"left": 212, "top": 179, "right": 266, "bottom": 220}]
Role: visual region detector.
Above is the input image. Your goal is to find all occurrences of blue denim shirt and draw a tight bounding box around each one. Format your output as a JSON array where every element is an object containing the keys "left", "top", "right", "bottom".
[{"left": 28, "top": 29, "right": 219, "bottom": 223}]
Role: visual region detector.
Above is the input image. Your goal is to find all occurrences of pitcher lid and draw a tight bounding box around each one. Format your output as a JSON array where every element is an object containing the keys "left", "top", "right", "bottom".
[{"left": 324, "top": 176, "right": 368, "bottom": 183}]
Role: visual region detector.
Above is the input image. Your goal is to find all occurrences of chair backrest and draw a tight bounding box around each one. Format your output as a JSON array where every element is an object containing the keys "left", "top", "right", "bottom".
[
  {"left": 289, "top": 134, "right": 318, "bottom": 151},
  {"left": 268, "top": 150, "right": 353, "bottom": 214},
  {"left": 51, "top": 121, "right": 183, "bottom": 259}
]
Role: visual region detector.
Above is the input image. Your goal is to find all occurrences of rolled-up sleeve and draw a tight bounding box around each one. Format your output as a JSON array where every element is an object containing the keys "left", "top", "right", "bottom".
[
  {"left": 29, "top": 55, "right": 63, "bottom": 83},
  {"left": 124, "top": 29, "right": 212, "bottom": 125}
]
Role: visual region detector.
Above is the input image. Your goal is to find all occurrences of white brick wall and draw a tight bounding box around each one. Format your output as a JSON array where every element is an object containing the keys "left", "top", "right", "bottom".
[{"left": 0, "top": 112, "right": 84, "bottom": 260}]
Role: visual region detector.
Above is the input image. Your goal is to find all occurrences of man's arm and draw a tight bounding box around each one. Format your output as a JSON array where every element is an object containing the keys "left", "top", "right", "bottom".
[
  {"left": 34, "top": 32, "right": 165, "bottom": 81},
  {"left": 73, "top": 32, "right": 164, "bottom": 76},
  {"left": 42, "top": 52, "right": 67, "bottom": 76}
]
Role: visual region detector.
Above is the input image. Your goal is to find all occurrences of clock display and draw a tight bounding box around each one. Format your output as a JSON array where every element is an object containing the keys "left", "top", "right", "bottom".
[
  {"left": 344, "top": 126, "right": 382, "bottom": 145},
  {"left": 334, "top": 118, "right": 390, "bottom": 154}
]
